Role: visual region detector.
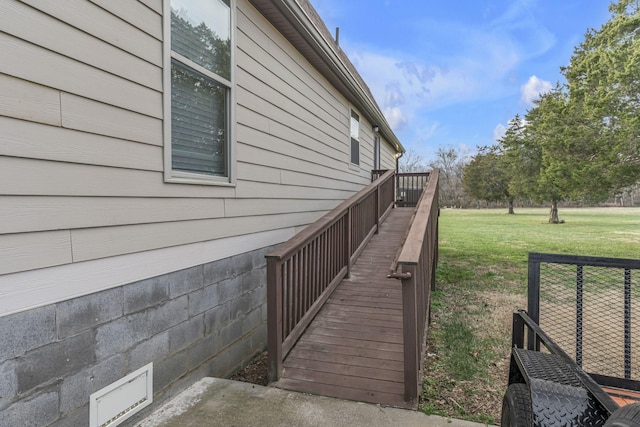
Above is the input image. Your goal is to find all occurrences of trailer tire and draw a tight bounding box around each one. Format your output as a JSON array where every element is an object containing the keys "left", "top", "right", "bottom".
[
  {"left": 605, "top": 403, "right": 640, "bottom": 427},
  {"left": 501, "top": 383, "right": 533, "bottom": 427}
]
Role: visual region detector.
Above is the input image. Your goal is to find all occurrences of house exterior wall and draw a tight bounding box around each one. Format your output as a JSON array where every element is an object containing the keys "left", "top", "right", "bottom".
[
  {"left": 0, "top": 0, "right": 401, "bottom": 425},
  {"left": 0, "top": 0, "right": 397, "bottom": 317}
]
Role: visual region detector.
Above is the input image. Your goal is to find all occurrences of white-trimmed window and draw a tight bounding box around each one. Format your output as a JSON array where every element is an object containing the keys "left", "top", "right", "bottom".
[
  {"left": 164, "top": 0, "right": 234, "bottom": 184},
  {"left": 350, "top": 110, "right": 360, "bottom": 166}
]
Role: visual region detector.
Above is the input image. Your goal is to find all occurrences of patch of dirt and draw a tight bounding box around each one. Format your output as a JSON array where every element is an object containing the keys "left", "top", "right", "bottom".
[
  {"left": 421, "top": 288, "right": 525, "bottom": 424},
  {"left": 229, "top": 351, "right": 269, "bottom": 386},
  {"left": 478, "top": 290, "right": 526, "bottom": 421}
]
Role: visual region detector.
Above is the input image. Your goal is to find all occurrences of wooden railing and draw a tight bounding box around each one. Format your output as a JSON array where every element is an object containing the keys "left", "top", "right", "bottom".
[
  {"left": 266, "top": 169, "right": 396, "bottom": 381},
  {"left": 388, "top": 168, "right": 440, "bottom": 402},
  {"left": 395, "top": 172, "right": 430, "bottom": 207},
  {"left": 374, "top": 170, "right": 430, "bottom": 208}
]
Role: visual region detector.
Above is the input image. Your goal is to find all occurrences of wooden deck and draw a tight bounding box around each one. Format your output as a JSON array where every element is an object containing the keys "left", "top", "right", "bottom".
[{"left": 274, "top": 208, "right": 416, "bottom": 408}]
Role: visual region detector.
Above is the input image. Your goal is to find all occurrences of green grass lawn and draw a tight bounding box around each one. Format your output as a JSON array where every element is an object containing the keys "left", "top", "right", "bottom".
[
  {"left": 421, "top": 207, "right": 640, "bottom": 424},
  {"left": 440, "top": 207, "right": 639, "bottom": 287}
]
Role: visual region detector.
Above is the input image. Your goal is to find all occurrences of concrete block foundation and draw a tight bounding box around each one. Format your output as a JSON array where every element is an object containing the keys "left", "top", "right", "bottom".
[{"left": 0, "top": 246, "right": 272, "bottom": 426}]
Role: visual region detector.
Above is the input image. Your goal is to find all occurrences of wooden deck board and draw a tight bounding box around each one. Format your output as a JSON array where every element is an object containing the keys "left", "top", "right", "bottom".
[
  {"left": 312, "top": 312, "right": 403, "bottom": 327},
  {"left": 275, "top": 208, "right": 415, "bottom": 408},
  {"left": 282, "top": 367, "right": 405, "bottom": 393},
  {"left": 289, "top": 347, "right": 405, "bottom": 370},
  {"left": 299, "top": 333, "right": 404, "bottom": 352},
  {"left": 312, "top": 316, "right": 403, "bottom": 329},
  {"left": 310, "top": 321, "right": 402, "bottom": 337},
  {"left": 276, "top": 378, "right": 413, "bottom": 408},
  {"left": 293, "top": 341, "right": 404, "bottom": 362}
]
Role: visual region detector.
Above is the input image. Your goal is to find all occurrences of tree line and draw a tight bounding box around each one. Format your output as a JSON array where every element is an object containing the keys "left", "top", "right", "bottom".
[{"left": 408, "top": 0, "right": 640, "bottom": 222}]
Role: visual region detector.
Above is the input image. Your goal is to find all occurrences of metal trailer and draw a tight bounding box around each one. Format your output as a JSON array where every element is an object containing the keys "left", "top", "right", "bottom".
[{"left": 502, "top": 253, "right": 640, "bottom": 426}]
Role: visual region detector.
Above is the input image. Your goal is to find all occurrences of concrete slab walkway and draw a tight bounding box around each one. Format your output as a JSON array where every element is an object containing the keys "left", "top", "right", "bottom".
[{"left": 135, "top": 378, "right": 492, "bottom": 427}]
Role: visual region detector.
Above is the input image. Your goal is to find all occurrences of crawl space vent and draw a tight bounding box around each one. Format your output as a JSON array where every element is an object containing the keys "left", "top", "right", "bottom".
[{"left": 89, "top": 363, "right": 153, "bottom": 427}]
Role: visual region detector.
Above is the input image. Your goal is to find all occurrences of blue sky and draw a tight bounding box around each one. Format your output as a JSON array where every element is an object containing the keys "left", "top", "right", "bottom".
[{"left": 309, "top": 0, "right": 613, "bottom": 162}]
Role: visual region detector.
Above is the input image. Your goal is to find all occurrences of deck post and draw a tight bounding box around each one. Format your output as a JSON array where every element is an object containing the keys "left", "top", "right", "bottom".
[
  {"left": 431, "top": 214, "right": 438, "bottom": 291},
  {"left": 401, "top": 264, "right": 420, "bottom": 402},
  {"left": 375, "top": 184, "right": 380, "bottom": 234},
  {"left": 346, "top": 208, "right": 352, "bottom": 277},
  {"left": 267, "top": 257, "right": 283, "bottom": 382}
]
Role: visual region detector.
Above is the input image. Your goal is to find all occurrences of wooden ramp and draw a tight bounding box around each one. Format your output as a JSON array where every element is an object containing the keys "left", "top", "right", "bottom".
[{"left": 274, "top": 208, "right": 415, "bottom": 409}]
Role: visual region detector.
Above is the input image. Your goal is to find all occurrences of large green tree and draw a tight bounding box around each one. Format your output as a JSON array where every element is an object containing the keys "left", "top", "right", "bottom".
[
  {"left": 462, "top": 147, "right": 515, "bottom": 213},
  {"left": 524, "top": 87, "right": 577, "bottom": 223},
  {"left": 501, "top": 89, "right": 609, "bottom": 223},
  {"left": 498, "top": 114, "right": 548, "bottom": 212},
  {"left": 562, "top": 0, "right": 640, "bottom": 191},
  {"left": 498, "top": 0, "right": 640, "bottom": 222}
]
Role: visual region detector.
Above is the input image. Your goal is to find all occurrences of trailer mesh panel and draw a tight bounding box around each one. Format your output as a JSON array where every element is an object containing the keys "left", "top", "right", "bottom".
[{"left": 532, "top": 255, "right": 640, "bottom": 381}]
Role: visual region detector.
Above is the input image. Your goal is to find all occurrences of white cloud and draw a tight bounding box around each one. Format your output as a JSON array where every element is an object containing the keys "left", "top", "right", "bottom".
[
  {"left": 342, "top": 0, "right": 557, "bottom": 135},
  {"left": 349, "top": 48, "right": 485, "bottom": 132},
  {"left": 520, "top": 75, "right": 552, "bottom": 105},
  {"left": 384, "top": 82, "right": 406, "bottom": 108},
  {"left": 384, "top": 106, "right": 409, "bottom": 131},
  {"left": 493, "top": 123, "right": 507, "bottom": 142}
]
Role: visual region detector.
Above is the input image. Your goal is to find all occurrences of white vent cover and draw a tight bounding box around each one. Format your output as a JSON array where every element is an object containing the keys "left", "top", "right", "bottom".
[{"left": 90, "top": 363, "right": 153, "bottom": 427}]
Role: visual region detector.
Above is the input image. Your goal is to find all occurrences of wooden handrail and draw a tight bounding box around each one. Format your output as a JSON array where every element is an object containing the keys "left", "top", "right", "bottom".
[
  {"left": 395, "top": 169, "right": 439, "bottom": 266},
  {"left": 266, "top": 169, "right": 396, "bottom": 382},
  {"left": 388, "top": 168, "right": 440, "bottom": 403},
  {"left": 267, "top": 169, "right": 395, "bottom": 261}
]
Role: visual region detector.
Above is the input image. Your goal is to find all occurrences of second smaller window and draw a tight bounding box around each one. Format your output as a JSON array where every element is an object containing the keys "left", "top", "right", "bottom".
[{"left": 350, "top": 110, "right": 360, "bottom": 165}]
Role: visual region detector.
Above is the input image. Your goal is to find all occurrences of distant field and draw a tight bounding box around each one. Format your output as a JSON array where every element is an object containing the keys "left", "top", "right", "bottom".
[
  {"left": 421, "top": 207, "right": 640, "bottom": 424},
  {"left": 440, "top": 207, "right": 640, "bottom": 282}
]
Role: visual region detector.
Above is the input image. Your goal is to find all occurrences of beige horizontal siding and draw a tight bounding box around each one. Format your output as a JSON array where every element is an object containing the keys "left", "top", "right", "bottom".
[
  {"left": 0, "top": 197, "right": 226, "bottom": 234},
  {"left": 0, "top": 231, "right": 72, "bottom": 275},
  {"left": 0, "top": 0, "right": 162, "bottom": 91},
  {"left": 60, "top": 93, "right": 162, "bottom": 146},
  {"left": 89, "top": 0, "right": 162, "bottom": 40},
  {"left": 236, "top": 136, "right": 367, "bottom": 186},
  {"left": 0, "top": 156, "right": 362, "bottom": 200},
  {"left": 280, "top": 170, "right": 364, "bottom": 192},
  {"left": 236, "top": 116, "right": 346, "bottom": 174},
  {"left": 234, "top": 180, "right": 355, "bottom": 200},
  {"left": 0, "top": 116, "right": 163, "bottom": 171},
  {"left": 381, "top": 139, "right": 397, "bottom": 170},
  {"left": 236, "top": 29, "right": 346, "bottom": 140},
  {"left": 139, "top": 0, "right": 162, "bottom": 15},
  {"left": 0, "top": 33, "right": 162, "bottom": 118},
  {"left": 22, "top": 0, "right": 162, "bottom": 66},
  {"left": 0, "top": 157, "right": 235, "bottom": 198},
  {"left": 0, "top": 74, "right": 60, "bottom": 126},
  {"left": 237, "top": 9, "right": 347, "bottom": 134},
  {"left": 0, "top": 195, "right": 341, "bottom": 235},
  {"left": 224, "top": 198, "right": 341, "bottom": 217},
  {"left": 236, "top": 66, "right": 346, "bottom": 159},
  {"left": 70, "top": 211, "right": 323, "bottom": 262},
  {"left": 238, "top": 8, "right": 347, "bottom": 125},
  {"left": 236, "top": 161, "right": 282, "bottom": 184}
]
